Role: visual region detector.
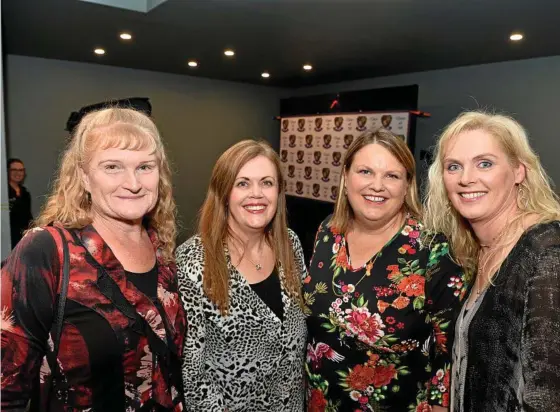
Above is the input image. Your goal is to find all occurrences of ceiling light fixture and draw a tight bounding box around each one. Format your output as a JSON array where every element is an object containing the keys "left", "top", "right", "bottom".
[
  {"left": 224, "top": 49, "right": 235, "bottom": 57},
  {"left": 509, "top": 33, "right": 523, "bottom": 41},
  {"left": 94, "top": 48, "right": 106, "bottom": 55},
  {"left": 303, "top": 64, "right": 313, "bottom": 71},
  {"left": 188, "top": 60, "right": 198, "bottom": 68},
  {"left": 120, "top": 32, "right": 132, "bottom": 40},
  {"left": 261, "top": 72, "right": 270, "bottom": 78}
]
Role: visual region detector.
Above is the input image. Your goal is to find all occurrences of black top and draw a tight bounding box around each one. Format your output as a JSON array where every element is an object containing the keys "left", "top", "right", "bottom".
[
  {"left": 125, "top": 265, "right": 159, "bottom": 300},
  {"left": 453, "top": 221, "right": 560, "bottom": 412},
  {"left": 8, "top": 184, "right": 33, "bottom": 248},
  {"left": 249, "top": 268, "right": 284, "bottom": 321}
]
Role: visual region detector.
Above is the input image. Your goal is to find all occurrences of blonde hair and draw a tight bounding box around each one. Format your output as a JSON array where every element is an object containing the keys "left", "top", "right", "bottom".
[
  {"left": 424, "top": 110, "right": 560, "bottom": 277},
  {"left": 35, "top": 107, "right": 177, "bottom": 262},
  {"left": 199, "top": 139, "right": 302, "bottom": 315},
  {"left": 330, "top": 128, "right": 422, "bottom": 233}
]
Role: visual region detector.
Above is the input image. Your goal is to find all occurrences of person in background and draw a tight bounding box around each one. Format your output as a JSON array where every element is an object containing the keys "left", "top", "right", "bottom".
[
  {"left": 1, "top": 107, "right": 185, "bottom": 411},
  {"left": 304, "top": 129, "right": 468, "bottom": 412},
  {"left": 177, "top": 139, "right": 307, "bottom": 411},
  {"left": 7, "top": 158, "right": 33, "bottom": 248},
  {"left": 424, "top": 111, "right": 560, "bottom": 412}
]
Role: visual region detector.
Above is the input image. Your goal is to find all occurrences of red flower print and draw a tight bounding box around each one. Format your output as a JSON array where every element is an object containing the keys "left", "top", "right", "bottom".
[
  {"left": 402, "top": 244, "right": 411, "bottom": 250},
  {"left": 334, "top": 235, "right": 342, "bottom": 244},
  {"left": 308, "top": 388, "right": 328, "bottom": 412},
  {"left": 318, "top": 261, "right": 324, "bottom": 269},
  {"left": 397, "top": 274, "right": 425, "bottom": 297},
  {"left": 442, "top": 392, "right": 450, "bottom": 406},
  {"left": 359, "top": 396, "right": 369, "bottom": 404},
  {"left": 388, "top": 327, "right": 395, "bottom": 333},
  {"left": 408, "top": 218, "right": 417, "bottom": 225},
  {"left": 409, "top": 230, "right": 420, "bottom": 239},
  {"left": 354, "top": 292, "right": 360, "bottom": 298},
  {"left": 391, "top": 296, "right": 410, "bottom": 309},
  {"left": 367, "top": 352, "right": 380, "bottom": 366},
  {"left": 346, "top": 364, "right": 376, "bottom": 391},
  {"left": 344, "top": 307, "right": 385, "bottom": 346},
  {"left": 443, "top": 369, "right": 450, "bottom": 388},
  {"left": 416, "top": 401, "right": 432, "bottom": 412},
  {"left": 385, "top": 316, "right": 396, "bottom": 325},
  {"left": 335, "top": 245, "right": 349, "bottom": 269},
  {"left": 377, "top": 300, "right": 389, "bottom": 314},
  {"left": 304, "top": 276, "right": 311, "bottom": 284},
  {"left": 397, "top": 322, "right": 405, "bottom": 329},
  {"left": 387, "top": 264, "right": 399, "bottom": 272},
  {"left": 372, "top": 364, "right": 397, "bottom": 387},
  {"left": 408, "top": 248, "right": 417, "bottom": 255}
]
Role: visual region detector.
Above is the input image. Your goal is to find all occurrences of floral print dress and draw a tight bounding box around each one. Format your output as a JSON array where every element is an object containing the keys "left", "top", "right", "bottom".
[{"left": 304, "top": 216, "right": 469, "bottom": 412}]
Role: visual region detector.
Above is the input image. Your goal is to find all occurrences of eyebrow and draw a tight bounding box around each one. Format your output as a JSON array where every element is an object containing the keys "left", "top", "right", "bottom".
[
  {"left": 444, "top": 153, "right": 498, "bottom": 163},
  {"left": 98, "top": 159, "right": 157, "bottom": 165},
  {"left": 236, "top": 176, "right": 276, "bottom": 181},
  {"left": 355, "top": 164, "right": 404, "bottom": 174}
]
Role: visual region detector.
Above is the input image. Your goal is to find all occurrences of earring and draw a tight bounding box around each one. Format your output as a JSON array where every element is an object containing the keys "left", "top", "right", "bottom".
[
  {"left": 344, "top": 187, "right": 348, "bottom": 196},
  {"left": 518, "top": 185, "right": 529, "bottom": 209}
]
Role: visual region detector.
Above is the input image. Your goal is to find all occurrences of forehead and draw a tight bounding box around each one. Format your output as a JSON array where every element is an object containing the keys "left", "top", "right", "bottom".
[
  {"left": 236, "top": 155, "right": 277, "bottom": 178},
  {"left": 10, "top": 161, "right": 24, "bottom": 168},
  {"left": 90, "top": 147, "right": 157, "bottom": 162},
  {"left": 445, "top": 129, "right": 504, "bottom": 159},
  {"left": 352, "top": 143, "right": 405, "bottom": 170}
]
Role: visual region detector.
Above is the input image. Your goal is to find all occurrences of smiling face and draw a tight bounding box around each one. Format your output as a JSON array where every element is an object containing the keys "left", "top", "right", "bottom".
[
  {"left": 228, "top": 155, "right": 279, "bottom": 234},
  {"left": 344, "top": 143, "right": 408, "bottom": 226},
  {"left": 9, "top": 161, "right": 26, "bottom": 185},
  {"left": 442, "top": 129, "right": 524, "bottom": 224},
  {"left": 81, "top": 148, "right": 159, "bottom": 225}
]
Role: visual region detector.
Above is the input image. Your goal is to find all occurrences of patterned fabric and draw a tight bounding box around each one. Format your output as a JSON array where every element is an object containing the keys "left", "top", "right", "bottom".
[
  {"left": 451, "top": 221, "right": 560, "bottom": 412},
  {"left": 304, "top": 215, "right": 468, "bottom": 412},
  {"left": 176, "top": 229, "right": 307, "bottom": 412},
  {"left": 0, "top": 224, "right": 186, "bottom": 411}
]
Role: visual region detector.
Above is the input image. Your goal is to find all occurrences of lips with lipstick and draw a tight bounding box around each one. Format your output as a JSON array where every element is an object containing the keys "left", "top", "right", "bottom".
[{"left": 243, "top": 204, "right": 267, "bottom": 213}]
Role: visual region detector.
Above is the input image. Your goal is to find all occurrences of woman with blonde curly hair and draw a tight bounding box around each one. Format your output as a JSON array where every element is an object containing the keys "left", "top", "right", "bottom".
[
  {"left": 424, "top": 111, "right": 560, "bottom": 411},
  {"left": 1, "top": 107, "right": 186, "bottom": 411}
]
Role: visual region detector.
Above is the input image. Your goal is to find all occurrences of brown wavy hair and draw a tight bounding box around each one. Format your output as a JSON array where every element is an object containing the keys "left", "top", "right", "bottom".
[
  {"left": 35, "top": 107, "right": 177, "bottom": 262},
  {"left": 199, "top": 139, "right": 302, "bottom": 315},
  {"left": 329, "top": 128, "right": 422, "bottom": 233}
]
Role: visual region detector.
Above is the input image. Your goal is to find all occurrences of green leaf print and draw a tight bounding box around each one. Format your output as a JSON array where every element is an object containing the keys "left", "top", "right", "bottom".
[{"left": 413, "top": 296, "right": 425, "bottom": 310}]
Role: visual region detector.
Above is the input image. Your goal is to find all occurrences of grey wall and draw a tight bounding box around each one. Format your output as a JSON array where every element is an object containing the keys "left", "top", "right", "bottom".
[
  {"left": 5, "top": 55, "right": 285, "bottom": 241},
  {"left": 292, "top": 56, "right": 560, "bottom": 189},
  {"left": 1, "top": 1, "right": 12, "bottom": 259}
]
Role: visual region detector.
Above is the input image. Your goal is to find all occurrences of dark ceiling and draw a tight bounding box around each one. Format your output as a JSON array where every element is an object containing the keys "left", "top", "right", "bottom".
[{"left": 3, "top": 0, "right": 560, "bottom": 88}]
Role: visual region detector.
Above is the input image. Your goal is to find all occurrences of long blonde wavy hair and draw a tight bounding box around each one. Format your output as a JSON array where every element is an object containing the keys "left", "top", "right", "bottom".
[
  {"left": 35, "top": 107, "right": 177, "bottom": 262},
  {"left": 424, "top": 110, "right": 560, "bottom": 278},
  {"left": 329, "top": 128, "right": 422, "bottom": 233},
  {"left": 199, "top": 139, "right": 302, "bottom": 315}
]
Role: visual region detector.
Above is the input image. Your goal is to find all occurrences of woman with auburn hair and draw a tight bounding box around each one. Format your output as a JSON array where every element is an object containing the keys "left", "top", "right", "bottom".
[
  {"left": 176, "top": 140, "right": 307, "bottom": 411},
  {"left": 424, "top": 111, "right": 560, "bottom": 411},
  {"left": 1, "top": 107, "right": 185, "bottom": 411},
  {"left": 304, "top": 129, "right": 467, "bottom": 412}
]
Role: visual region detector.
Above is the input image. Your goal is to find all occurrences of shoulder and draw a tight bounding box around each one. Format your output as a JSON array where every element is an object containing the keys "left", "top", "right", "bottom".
[
  {"left": 175, "top": 234, "right": 205, "bottom": 283},
  {"left": 287, "top": 228, "right": 301, "bottom": 244},
  {"left": 16, "top": 227, "right": 58, "bottom": 257},
  {"left": 522, "top": 220, "right": 560, "bottom": 254}
]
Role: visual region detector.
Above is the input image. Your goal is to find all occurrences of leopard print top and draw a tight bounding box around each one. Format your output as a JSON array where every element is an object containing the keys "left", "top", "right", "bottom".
[{"left": 176, "top": 229, "right": 307, "bottom": 412}]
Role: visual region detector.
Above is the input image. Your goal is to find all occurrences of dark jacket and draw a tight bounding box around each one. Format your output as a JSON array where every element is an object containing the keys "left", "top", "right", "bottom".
[{"left": 8, "top": 184, "right": 33, "bottom": 248}]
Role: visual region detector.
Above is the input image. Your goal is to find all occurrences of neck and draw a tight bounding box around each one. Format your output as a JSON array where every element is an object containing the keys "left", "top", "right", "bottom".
[
  {"left": 470, "top": 200, "right": 520, "bottom": 247},
  {"left": 91, "top": 213, "right": 145, "bottom": 244},
  {"left": 227, "top": 221, "right": 266, "bottom": 252},
  {"left": 9, "top": 181, "right": 20, "bottom": 190},
  {"left": 351, "top": 210, "right": 405, "bottom": 237}
]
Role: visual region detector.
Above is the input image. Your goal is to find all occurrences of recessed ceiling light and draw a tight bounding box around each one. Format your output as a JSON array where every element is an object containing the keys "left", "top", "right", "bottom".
[
  {"left": 224, "top": 49, "right": 235, "bottom": 57},
  {"left": 510, "top": 33, "right": 523, "bottom": 41},
  {"left": 303, "top": 64, "right": 313, "bottom": 71},
  {"left": 261, "top": 72, "right": 270, "bottom": 78},
  {"left": 119, "top": 32, "right": 132, "bottom": 40},
  {"left": 188, "top": 60, "right": 198, "bottom": 68},
  {"left": 94, "top": 48, "right": 105, "bottom": 55}
]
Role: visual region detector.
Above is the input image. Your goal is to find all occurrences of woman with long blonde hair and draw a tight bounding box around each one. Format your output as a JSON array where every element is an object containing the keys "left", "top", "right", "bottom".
[
  {"left": 176, "top": 139, "right": 307, "bottom": 411},
  {"left": 1, "top": 107, "right": 185, "bottom": 411},
  {"left": 424, "top": 110, "right": 560, "bottom": 411}
]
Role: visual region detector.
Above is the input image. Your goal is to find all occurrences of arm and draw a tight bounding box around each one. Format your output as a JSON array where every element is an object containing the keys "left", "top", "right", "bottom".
[
  {"left": 288, "top": 229, "right": 309, "bottom": 283},
  {"left": 1, "top": 228, "right": 59, "bottom": 410},
  {"left": 424, "top": 238, "right": 469, "bottom": 410},
  {"left": 176, "top": 246, "right": 226, "bottom": 411},
  {"left": 521, "top": 245, "right": 560, "bottom": 411}
]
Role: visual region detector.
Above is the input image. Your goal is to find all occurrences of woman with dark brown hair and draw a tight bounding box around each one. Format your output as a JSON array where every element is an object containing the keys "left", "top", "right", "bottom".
[
  {"left": 176, "top": 139, "right": 307, "bottom": 411},
  {"left": 304, "top": 129, "right": 468, "bottom": 412}
]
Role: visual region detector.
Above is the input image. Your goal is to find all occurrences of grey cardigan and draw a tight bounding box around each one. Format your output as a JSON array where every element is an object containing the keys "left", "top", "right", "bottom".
[{"left": 452, "top": 221, "right": 560, "bottom": 412}]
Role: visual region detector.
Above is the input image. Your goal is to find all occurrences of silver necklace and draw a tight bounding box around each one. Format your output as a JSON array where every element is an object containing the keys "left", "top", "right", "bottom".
[{"left": 232, "top": 241, "right": 264, "bottom": 271}]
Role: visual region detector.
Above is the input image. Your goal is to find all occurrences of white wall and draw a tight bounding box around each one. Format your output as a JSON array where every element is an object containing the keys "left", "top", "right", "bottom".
[
  {"left": 292, "top": 56, "right": 560, "bottom": 189},
  {"left": 5, "top": 55, "right": 285, "bottom": 241}
]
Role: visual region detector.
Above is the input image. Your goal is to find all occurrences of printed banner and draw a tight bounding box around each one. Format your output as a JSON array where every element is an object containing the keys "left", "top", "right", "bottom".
[{"left": 280, "top": 112, "right": 411, "bottom": 203}]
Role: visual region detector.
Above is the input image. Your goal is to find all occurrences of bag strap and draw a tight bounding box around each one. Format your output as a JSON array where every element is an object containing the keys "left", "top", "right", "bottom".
[{"left": 50, "top": 227, "right": 71, "bottom": 364}]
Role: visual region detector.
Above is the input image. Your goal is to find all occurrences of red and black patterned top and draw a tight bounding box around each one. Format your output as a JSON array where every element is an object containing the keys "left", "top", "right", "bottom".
[{"left": 1, "top": 224, "right": 186, "bottom": 411}]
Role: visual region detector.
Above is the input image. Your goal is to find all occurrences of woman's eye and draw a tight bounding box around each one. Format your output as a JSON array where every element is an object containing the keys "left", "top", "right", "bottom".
[
  {"left": 138, "top": 164, "right": 155, "bottom": 172},
  {"left": 237, "top": 181, "right": 248, "bottom": 187},
  {"left": 387, "top": 174, "right": 400, "bottom": 179},
  {"left": 479, "top": 161, "right": 493, "bottom": 169},
  {"left": 358, "top": 169, "right": 371, "bottom": 175},
  {"left": 104, "top": 164, "right": 120, "bottom": 171},
  {"left": 446, "top": 164, "right": 460, "bottom": 172},
  {"left": 262, "top": 180, "right": 274, "bottom": 187}
]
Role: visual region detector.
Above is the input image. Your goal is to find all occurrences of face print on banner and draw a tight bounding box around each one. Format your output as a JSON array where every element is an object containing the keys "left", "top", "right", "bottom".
[
  {"left": 304, "top": 166, "right": 313, "bottom": 180},
  {"left": 343, "top": 134, "right": 354, "bottom": 149},
  {"left": 381, "top": 114, "right": 393, "bottom": 130},
  {"left": 297, "top": 118, "right": 306, "bottom": 132},
  {"left": 314, "top": 117, "right": 323, "bottom": 132},
  {"left": 323, "top": 134, "right": 332, "bottom": 149},
  {"left": 334, "top": 116, "right": 344, "bottom": 132},
  {"left": 313, "top": 151, "right": 322, "bottom": 165},
  {"left": 321, "top": 167, "right": 331, "bottom": 182},
  {"left": 296, "top": 150, "right": 305, "bottom": 164},
  {"left": 289, "top": 134, "right": 297, "bottom": 148},
  {"left": 295, "top": 180, "right": 304, "bottom": 195},
  {"left": 312, "top": 183, "right": 321, "bottom": 198},
  {"left": 330, "top": 185, "right": 339, "bottom": 201},
  {"left": 332, "top": 151, "right": 342, "bottom": 167},
  {"left": 288, "top": 164, "right": 295, "bottom": 178},
  {"left": 280, "top": 149, "right": 288, "bottom": 163},
  {"left": 282, "top": 119, "right": 289, "bottom": 132},
  {"left": 305, "top": 134, "right": 314, "bottom": 148},
  {"left": 356, "top": 115, "right": 367, "bottom": 131}
]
